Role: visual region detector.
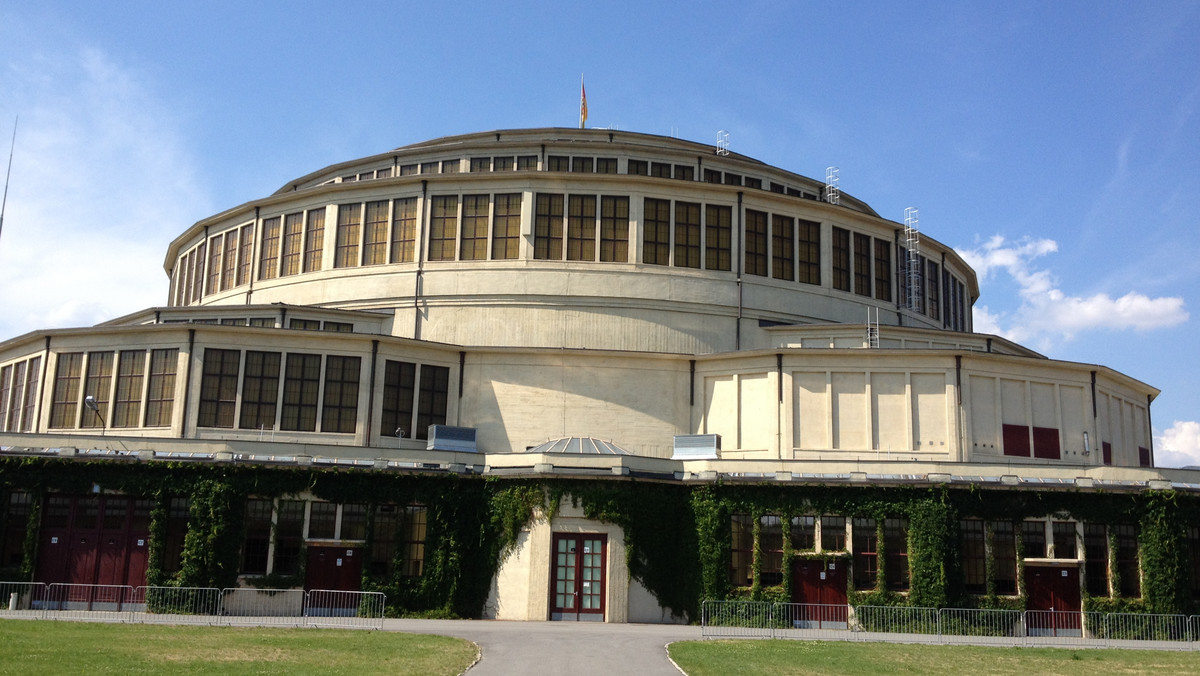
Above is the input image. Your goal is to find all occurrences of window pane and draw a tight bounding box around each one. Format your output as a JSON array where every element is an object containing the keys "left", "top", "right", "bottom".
[
  {"left": 304, "top": 209, "right": 325, "bottom": 272},
  {"left": 744, "top": 210, "right": 767, "bottom": 277},
  {"left": 280, "top": 353, "right": 320, "bottom": 432},
  {"left": 798, "top": 219, "right": 821, "bottom": 286},
  {"left": 771, "top": 214, "right": 794, "bottom": 281},
  {"left": 567, "top": 195, "right": 596, "bottom": 261},
  {"left": 112, "top": 350, "right": 146, "bottom": 428},
  {"left": 198, "top": 349, "right": 239, "bottom": 428},
  {"left": 491, "top": 193, "right": 522, "bottom": 260},
  {"left": 599, "top": 196, "right": 629, "bottom": 263},
  {"left": 415, "top": 364, "right": 449, "bottom": 440},
  {"left": 309, "top": 502, "right": 337, "bottom": 539},
  {"left": 258, "top": 218, "right": 281, "bottom": 280},
  {"left": 832, "top": 227, "right": 850, "bottom": 292},
  {"left": 428, "top": 196, "right": 458, "bottom": 262},
  {"left": 335, "top": 204, "right": 362, "bottom": 268},
  {"left": 673, "top": 201, "right": 700, "bottom": 269},
  {"left": 144, "top": 349, "right": 178, "bottom": 427},
  {"left": 381, "top": 360, "right": 416, "bottom": 439},
  {"left": 239, "top": 351, "right": 280, "bottom": 430},
  {"left": 704, "top": 205, "right": 731, "bottom": 271},
  {"left": 459, "top": 195, "right": 489, "bottom": 261},
  {"left": 81, "top": 352, "right": 114, "bottom": 428},
  {"left": 854, "top": 232, "right": 872, "bottom": 297},
  {"left": 642, "top": 198, "right": 670, "bottom": 265},
  {"left": 321, "top": 356, "right": 360, "bottom": 434},
  {"left": 281, "top": 213, "right": 304, "bottom": 276},
  {"left": 390, "top": 198, "right": 417, "bottom": 263},
  {"left": 362, "top": 201, "right": 389, "bottom": 266},
  {"left": 534, "top": 193, "right": 564, "bottom": 260}
]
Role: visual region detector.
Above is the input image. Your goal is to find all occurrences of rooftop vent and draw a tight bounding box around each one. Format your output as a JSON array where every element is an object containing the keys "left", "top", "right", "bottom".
[
  {"left": 426, "top": 425, "right": 478, "bottom": 453},
  {"left": 672, "top": 434, "right": 720, "bottom": 460}
]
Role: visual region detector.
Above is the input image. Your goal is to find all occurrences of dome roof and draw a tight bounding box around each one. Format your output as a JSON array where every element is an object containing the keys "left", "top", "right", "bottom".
[{"left": 522, "top": 437, "right": 631, "bottom": 455}]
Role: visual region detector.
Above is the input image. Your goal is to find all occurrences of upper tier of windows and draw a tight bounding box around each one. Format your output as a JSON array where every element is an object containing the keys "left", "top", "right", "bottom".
[{"left": 170, "top": 189, "right": 971, "bottom": 332}]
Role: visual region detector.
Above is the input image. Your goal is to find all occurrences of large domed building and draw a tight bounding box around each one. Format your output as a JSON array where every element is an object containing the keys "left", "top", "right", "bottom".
[{"left": 0, "top": 128, "right": 1194, "bottom": 625}]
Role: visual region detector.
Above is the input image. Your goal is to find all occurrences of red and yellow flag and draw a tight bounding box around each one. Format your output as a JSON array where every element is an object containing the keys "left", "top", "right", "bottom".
[{"left": 579, "top": 76, "right": 588, "bottom": 128}]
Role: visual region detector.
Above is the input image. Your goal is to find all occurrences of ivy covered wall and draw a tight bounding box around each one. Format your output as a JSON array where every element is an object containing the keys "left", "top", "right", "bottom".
[{"left": 2, "top": 457, "right": 1198, "bottom": 619}]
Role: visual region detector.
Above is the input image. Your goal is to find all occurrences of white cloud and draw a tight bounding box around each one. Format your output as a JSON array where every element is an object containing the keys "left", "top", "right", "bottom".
[
  {"left": 960, "top": 235, "right": 1188, "bottom": 344},
  {"left": 0, "top": 47, "right": 209, "bottom": 340},
  {"left": 1155, "top": 420, "right": 1200, "bottom": 468}
]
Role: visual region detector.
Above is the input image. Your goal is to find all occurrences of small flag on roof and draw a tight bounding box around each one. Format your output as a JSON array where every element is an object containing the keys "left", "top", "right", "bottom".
[{"left": 579, "top": 75, "right": 588, "bottom": 129}]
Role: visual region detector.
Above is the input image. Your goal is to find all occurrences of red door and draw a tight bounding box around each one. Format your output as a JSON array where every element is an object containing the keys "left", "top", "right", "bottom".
[
  {"left": 68, "top": 498, "right": 100, "bottom": 585},
  {"left": 304, "top": 546, "right": 363, "bottom": 591},
  {"left": 1025, "top": 566, "right": 1081, "bottom": 635},
  {"left": 35, "top": 496, "right": 151, "bottom": 590},
  {"left": 36, "top": 496, "right": 75, "bottom": 584},
  {"left": 790, "top": 558, "right": 848, "bottom": 626},
  {"left": 95, "top": 499, "right": 128, "bottom": 586},
  {"left": 550, "top": 534, "right": 606, "bottom": 621}
]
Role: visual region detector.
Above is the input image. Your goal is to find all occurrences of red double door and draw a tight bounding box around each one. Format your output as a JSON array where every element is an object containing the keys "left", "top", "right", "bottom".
[
  {"left": 1025, "top": 566, "right": 1081, "bottom": 634},
  {"left": 36, "top": 495, "right": 150, "bottom": 589},
  {"left": 790, "top": 558, "right": 848, "bottom": 625}
]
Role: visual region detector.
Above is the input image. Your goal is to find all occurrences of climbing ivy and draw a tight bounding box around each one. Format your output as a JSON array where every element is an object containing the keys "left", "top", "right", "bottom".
[
  {"left": 2, "top": 456, "right": 1199, "bottom": 618},
  {"left": 907, "top": 497, "right": 954, "bottom": 608},
  {"left": 1138, "top": 490, "right": 1189, "bottom": 614},
  {"left": 174, "top": 478, "right": 244, "bottom": 589}
]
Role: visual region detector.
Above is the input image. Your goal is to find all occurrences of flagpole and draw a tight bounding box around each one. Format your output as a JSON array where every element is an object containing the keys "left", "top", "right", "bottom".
[{"left": 0, "top": 116, "right": 15, "bottom": 245}]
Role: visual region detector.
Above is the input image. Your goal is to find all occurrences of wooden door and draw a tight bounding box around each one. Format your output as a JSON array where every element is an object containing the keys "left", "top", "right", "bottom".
[
  {"left": 790, "top": 558, "right": 848, "bottom": 626},
  {"left": 304, "top": 546, "right": 363, "bottom": 591},
  {"left": 1025, "top": 566, "right": 1081, "bottom": 635}
]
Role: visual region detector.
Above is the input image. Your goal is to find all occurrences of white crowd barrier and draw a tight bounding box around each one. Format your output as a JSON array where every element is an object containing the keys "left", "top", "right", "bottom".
[
  {"left": 0, "top": 582, "right": 385, "bottom": 630},
  {"left": 700, "top": 599, "right": 1200, "bottom": 650}
]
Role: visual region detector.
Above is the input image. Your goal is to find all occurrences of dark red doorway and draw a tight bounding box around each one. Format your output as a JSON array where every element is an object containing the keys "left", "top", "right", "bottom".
[
  {"left": 35, "top": 495, "right": 150, "bottom": 588},
  {"left": 304, "top": 546, "right": 362, "bottom": 591},
  {"left": 550, "top": 533, "right": 606, "bottom": 621},
  {"left": 1025, "top": 566, "right": 1081, "bottom": 636},
  {"left": 789, "top": 558, "right": 848, "bottom": 627}
]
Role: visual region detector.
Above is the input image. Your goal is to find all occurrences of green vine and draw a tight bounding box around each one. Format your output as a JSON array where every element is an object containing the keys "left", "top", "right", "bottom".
[{"left": 2, "top": 457, "right": 1199, "bottom": 619}]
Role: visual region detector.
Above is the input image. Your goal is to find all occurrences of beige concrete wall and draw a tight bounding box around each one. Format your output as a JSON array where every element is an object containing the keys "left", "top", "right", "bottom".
[
  {"left": 461, "top": 351, "right": 688, "bottom": 457},
  {"left": 483, "top": 498, "right": 640, "bottom": 623}
]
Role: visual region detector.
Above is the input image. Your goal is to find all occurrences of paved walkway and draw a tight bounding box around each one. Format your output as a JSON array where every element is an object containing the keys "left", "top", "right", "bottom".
[{"left": 383, "top": 619, "right": 701, "bottom": 675}]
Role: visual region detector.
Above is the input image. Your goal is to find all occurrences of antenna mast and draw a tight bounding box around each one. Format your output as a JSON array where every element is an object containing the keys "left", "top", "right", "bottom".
[
  {"left": 0, "top": 117, "right": 15, "bottom": 245},
  {"left": 716, "top": 130, "right": 729, "bottom": 156}
]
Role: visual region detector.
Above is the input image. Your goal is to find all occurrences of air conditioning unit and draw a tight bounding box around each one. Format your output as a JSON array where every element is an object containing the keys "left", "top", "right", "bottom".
[
  {"left": 672, "top": 434, "right": 720, "bottom": 460},
  {"left": 426, "top": 425, "right": 478, "bottom": 452}
]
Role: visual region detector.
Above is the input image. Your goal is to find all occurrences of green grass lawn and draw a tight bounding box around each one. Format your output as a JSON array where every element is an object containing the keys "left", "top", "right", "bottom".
[
  {"left": 0, "top": 620, "right": 477, "bottom": 675},
  {"left": 668, "top": 639, "right": 1200, "bottom": 675}
]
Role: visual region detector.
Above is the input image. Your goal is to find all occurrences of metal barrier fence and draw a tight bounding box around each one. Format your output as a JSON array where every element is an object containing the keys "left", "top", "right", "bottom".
[
  {"left": 0, "top": 582, "right": 384, "bottom": 630},
  {"left": 700, "top": 600, "right": 1200, "bottom": 650}
]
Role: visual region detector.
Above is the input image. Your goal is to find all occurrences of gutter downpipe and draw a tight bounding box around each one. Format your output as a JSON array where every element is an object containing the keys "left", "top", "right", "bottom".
[
  {"left": 777, "top": 353, "right": 784, "bottom": 459},
  {"left": 955, "top": 355, "right": 965, "bottom": 462},
  {"left": 34, "top": 336, "right": 50, "bottom": 433},
  {"left": 415, "top": 180, "right": 428, "bottom": 340},
  {"left": 1147, "top": 394, "right": 1155, "bottom": 467},
  {"left": 365, "top": 340, "right": 378, "bottom": 448},
  {"left": 894, "top": 229, "right": 903, "bottom": 326},
  {"left": 246, "top": 207, "right": 259, "bottom": 303},
  {"left": 180, "top": 329, "right": 195, "bottom": 439},
  {"left": 457, "top": 351, "right": 466, "bottom": 426}
]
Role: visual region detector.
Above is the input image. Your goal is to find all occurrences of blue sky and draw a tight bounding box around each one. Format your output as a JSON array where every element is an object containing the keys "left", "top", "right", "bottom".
[{"left": 2, "top": 2, "right": 1198, "bottom": 464}]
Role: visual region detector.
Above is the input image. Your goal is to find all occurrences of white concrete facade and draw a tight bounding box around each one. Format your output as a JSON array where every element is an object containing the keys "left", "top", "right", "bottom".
[{"left": 0, "top": 127, "right": 1174, "bottom": 624}]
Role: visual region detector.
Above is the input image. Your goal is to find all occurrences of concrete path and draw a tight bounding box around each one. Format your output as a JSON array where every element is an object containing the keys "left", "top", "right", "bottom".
[{"left": 383, "top": 619, "right": 701, "bottom": 675}]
